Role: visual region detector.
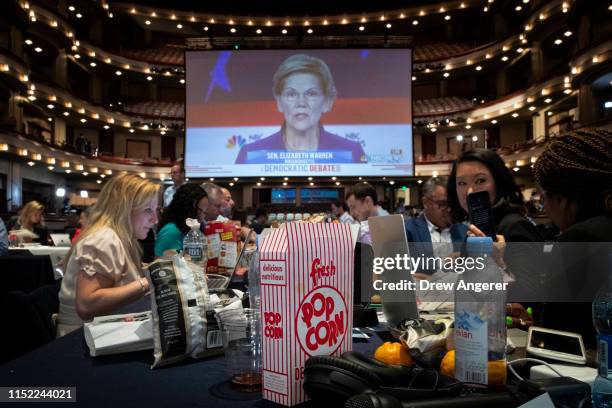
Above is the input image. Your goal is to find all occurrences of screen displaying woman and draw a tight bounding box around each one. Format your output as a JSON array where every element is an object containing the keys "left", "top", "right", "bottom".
[{"left": 235, "top": 54, "right": 366, "bottom": 164}]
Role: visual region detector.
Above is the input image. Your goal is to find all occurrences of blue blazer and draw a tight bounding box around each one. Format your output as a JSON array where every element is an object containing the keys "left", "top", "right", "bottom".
[{"left": 404, "top": 214, "right": 468, "bottom": 274}]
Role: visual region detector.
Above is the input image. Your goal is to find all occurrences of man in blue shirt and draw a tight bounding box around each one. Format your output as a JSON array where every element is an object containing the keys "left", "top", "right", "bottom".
[
  {"left": 0, "top": 218, "right": 9, "bottom": 256},
  {"left": 404, "top": 176, "right": 467, "bottom": 275}
]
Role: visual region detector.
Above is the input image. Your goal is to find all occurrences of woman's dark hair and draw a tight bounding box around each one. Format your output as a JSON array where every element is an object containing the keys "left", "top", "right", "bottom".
[
  {"left": 447, "top": 149, "right": 524, "bottom": 222},
  {"left": 534, "top": 128, "right": 612, "bottom": 218},
  {"left": 159, "top": 183, "right": 207, "bottom": 234}
]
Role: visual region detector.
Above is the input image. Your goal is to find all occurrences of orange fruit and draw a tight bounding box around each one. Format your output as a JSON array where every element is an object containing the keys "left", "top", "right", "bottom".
[{"left": 374, "top": 341, "right": 413, "bottom": 366}]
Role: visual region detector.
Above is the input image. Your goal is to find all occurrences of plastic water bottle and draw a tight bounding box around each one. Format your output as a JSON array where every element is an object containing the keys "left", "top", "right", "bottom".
[
  {"left": 247, "top": 249, "right": 261, "bottom": 310},
  {"left": 592, "top": 253, "right": 612, "bottom": 407},
  {"left": 454, "top": 236, "right": 507, "bottom": 386},
  {"left": 183, "top": 219, "right": 206, "bottom": 267}
]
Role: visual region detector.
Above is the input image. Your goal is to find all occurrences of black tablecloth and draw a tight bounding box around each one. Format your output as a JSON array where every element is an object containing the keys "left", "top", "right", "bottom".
[
  {"left": 0, "top": 327, "right": 385, "bottom": 408},
  {"left": 0, "top": 253, "right": 55, "bottom": 297}
]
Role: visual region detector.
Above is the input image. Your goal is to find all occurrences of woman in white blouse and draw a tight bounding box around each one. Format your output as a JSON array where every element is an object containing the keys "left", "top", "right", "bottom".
[{"left": 57, "top": 174, "right": 160, "bottom": 337}]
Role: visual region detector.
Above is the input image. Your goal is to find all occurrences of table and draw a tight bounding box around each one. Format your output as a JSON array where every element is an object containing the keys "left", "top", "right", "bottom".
[
  {"left": 9, "top": 247, "right": 70, "bottom": 279},
  {"left": 0, "top": 327, "right": 384, "bottom": 408}
]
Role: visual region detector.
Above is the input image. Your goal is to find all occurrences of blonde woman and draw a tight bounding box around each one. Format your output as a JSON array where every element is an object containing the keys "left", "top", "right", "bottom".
[
  {"left": 235, "top": 54, "right": 366, "bottom": 164},
  {"left": 11, "top": 200, "right": 50, "bottom": 244},
  {"left": 57, "top": 174, "right": 160, "bottom": 337}
]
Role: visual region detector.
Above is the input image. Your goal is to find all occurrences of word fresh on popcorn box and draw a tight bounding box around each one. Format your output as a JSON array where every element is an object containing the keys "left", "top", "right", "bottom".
[{"left": 259, "top": 222, "right": 359, "bottom": 406}]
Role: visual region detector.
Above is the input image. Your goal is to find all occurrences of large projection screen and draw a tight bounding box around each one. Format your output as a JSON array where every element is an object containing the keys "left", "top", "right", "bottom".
[{"left": 185, "top": 49, "right": 413, "bottom": 178}]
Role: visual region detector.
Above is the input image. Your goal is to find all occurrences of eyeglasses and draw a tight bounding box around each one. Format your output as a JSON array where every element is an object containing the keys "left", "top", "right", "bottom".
[
  {"left": 280, "top": 88, "right": 324, "bottom": 103},
  {"left": 425, "top": 196, "right": 449, "bottom": 210}
]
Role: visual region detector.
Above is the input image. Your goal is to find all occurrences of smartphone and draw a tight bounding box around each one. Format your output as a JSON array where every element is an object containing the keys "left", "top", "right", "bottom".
[{"left": 467, "top": 191, "right": 497, "bottom": 238}]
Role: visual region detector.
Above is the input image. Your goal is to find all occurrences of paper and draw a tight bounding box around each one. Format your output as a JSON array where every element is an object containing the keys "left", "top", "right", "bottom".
[{"left": 83, "top": 312, "right": 153, "bottom": 357}]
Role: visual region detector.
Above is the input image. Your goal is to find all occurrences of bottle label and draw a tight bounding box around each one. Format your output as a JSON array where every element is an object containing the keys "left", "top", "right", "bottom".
[
  {"left": 185, "top": 244, "right": 203, "bottom": 262},
  {"left": 599, "top": 334, "right": 612, "bottom": 377},
  {"left": 455, "top": 310, "right": 488, "bottom": 385}
]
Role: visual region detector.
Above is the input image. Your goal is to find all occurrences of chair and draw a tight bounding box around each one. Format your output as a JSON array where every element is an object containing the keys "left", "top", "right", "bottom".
[{"left": 0, "top": 280, "right": 61, "bottom": 364}]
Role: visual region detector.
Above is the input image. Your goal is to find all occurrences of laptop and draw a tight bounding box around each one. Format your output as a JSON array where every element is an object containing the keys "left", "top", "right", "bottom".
[
  {"left": 368, "top": 214, "right": 419, "bottom": 329},
  {"left": 50, "top": 233, "right": 72, "bottom": 247},
  {"left": 207, "top": 229, "right": 253, "bottom": 293}
]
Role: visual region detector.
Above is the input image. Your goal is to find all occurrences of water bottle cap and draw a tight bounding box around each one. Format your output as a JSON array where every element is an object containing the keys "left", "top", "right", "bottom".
[
  {"left": 466, "top": 236, "right": 493, "bottom": 254},
  {"left": 185, "top": 218, "right": 200, "bottom": 230}
]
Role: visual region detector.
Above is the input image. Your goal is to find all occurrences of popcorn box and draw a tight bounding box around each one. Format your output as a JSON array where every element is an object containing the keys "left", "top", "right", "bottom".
[{"left": 259, "top": 222, "right": 359, "bottom": 406}]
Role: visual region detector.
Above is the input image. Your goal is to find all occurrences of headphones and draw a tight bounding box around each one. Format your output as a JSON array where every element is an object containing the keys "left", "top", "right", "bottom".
[{"left": 303, "top": 351, "right": 463, "bottom": 406}]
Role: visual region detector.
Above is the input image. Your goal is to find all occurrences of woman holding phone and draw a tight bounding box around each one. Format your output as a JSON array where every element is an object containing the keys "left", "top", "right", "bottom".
[{"left": 447, "top": 149, "right": 542, "bottom": 242}]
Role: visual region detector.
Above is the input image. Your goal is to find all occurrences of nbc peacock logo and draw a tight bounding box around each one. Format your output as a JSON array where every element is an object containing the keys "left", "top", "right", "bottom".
[{"left": 226, "top": 135, "right": 246, "bottom": 149}]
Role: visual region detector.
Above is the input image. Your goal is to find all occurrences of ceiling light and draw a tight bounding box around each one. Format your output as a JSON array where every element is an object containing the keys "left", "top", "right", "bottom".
[
  {"left": 90, "top": 62, "right": 96, "bottom": 67},
  {"left": 475, "top": 66, "right": 482, "bottom": 71},
  {"left": 309, "top": 182, "right": 314, "bottom": 186},
  {"left": 564, "top": 89, "right": 572, "bottom": 94},
  {"left": 332, "top": 176, "right": 337, "bottom": 180},
  {"left": 48, "top": 117, "right": 52, "bottom": 122},
  {"left": 177, "top": 24, "right": 183, "bottom": 29},
  {"left": 80, "top": 118, "right": 86, "bottom": 123},
  {"left": 512, "top": 113, "right": 519, "bottom": 118},
  {"left": 307, "top": 28, "right": 313, "bottom": 34},
  {"left": 47, "top": 104, "right": 54, "bottom": 109},
  {"left": 445, "top": 15, "right": 451, "bottom": 20},
  {"left": 103, "top": 125, "right": 109, "bottom": 129},
  {"left": 115, "top": 70, "right": 122, "bottom": 76},
  {"left": 412, "top": 76, "right": 416, "bottom": 81},
  {"left": 180, "top": 78, "right": 185, "bottom": 84},
  {"left": 307, "top": 177, "right": 312, "bottom": 180},
  {"left": 257, "top": 182, "right": 261, "bottom": 186},
  {"left": 465, "top": 125, "right": 472, "bottom": 129},
  {"left": 564, "top": 31, "right": 572, "bottom": 37},
  {"left": 204, "top": 26, "right": 209, "bottom": 31},
  {"left": 230, "top": 28, "right": 236, "bottom": 33},
  {"left": 502, "top": 56, "right": 509, "bottom": 61},
  {"left": 145, "top": 20, "right": 151, "bottom": 25},
  {"left": 68, "top": 5, "right": 75, "bottom": 11},
  {"left": 63, "top": 111, "right": 69, "bottom": 116},
  {"left": 27, "top": 95, "right": 36, "bottom": 101},
  {"left": 335, "top": 182, "right": 340, "bottom": 186},
  {"left": 472, "top": 136, "right": 478, "bottom": 142},
  {"left": 129, "top": 129, "right": 134, "bottom": 133},
  {"left": 282, "top": 29, "right": 287, "bottom": 34},
  {"left": 547, "top": 111, "right": 553, "bottom": 116},
  {"left": 358, "top": 25, "right": 365, "bottom": 31},
  {"left": 554, "top": 39, "right": 563, "bottom": 45},
  {"left": 96, "top": 180, "right": 102, "bottom": 184},
  {"left": 515, "top": 5, "right": 522, "bottom": 11},
  {"left": 412, "top": 20, "right": 419, "bottom": 26},
  {"left": 386, "top": 23, "right": 392, "bottom": 28},
  {"left": 456, "top": 135, "right": 464, "bottom": 141},
  {"left": 529, "top": 106, "right": 536, "bottom": 111},
  {"left": 48, "top": 166, "right": 54, "bottom": 170},
  {"left": 443, "top": 72, "right": 450, "bottom": 78},
  {"left": 76, "top": 13, "right": 82, "bottom": 18},
  {"left": 146, "top": 76, "right": 152, "bottom": 81},
  {"left": 256, "top": 29, "right": 262, "bottom": 34},
  {"left": 517, "top": 48, "right": 524, "bottom": 53},
  {"left": 491, "top": 119, "right": 498, "bottom": 124},
  {"left": 282, "top": 182, "right": 288, "bottom": 186},
  {"left": 544, "top": 98, "right": 552, "bottom": 103}
]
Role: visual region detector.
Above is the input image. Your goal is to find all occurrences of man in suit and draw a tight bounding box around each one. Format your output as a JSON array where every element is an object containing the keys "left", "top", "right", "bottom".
[{"left": 405, "top": 176, "right": 467, "bottom": 275}]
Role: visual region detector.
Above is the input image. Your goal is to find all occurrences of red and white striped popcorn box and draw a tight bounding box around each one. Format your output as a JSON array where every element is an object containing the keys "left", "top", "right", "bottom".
[{"left": 259, "top": 222, "right": 359, "bottom": 406}]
